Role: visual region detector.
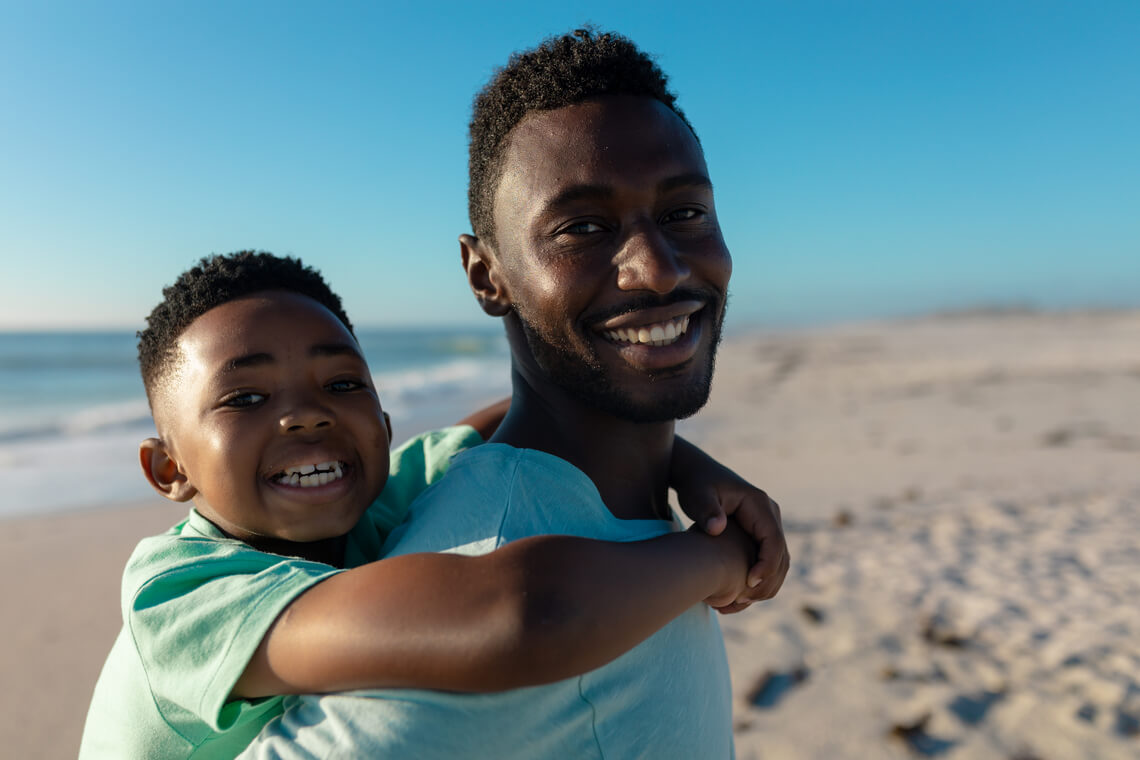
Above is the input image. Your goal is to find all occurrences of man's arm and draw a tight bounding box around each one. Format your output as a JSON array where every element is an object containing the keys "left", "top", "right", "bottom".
[
  {"left": 233, "top": 525, "right": 751, "bottom": 698},
  {"left": 670, "top": 436, "right": 790, "bottom": 607}
]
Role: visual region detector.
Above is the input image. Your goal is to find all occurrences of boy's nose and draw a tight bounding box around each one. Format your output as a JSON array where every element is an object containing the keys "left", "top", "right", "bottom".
[{"left": 279, "top": 402, "right": 335, "bottom": 433}]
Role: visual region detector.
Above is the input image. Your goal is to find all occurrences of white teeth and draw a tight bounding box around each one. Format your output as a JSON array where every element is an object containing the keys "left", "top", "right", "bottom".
[
  {"left": 603, "top": 315, "right": 691, "bottom": 346},
  {"left": 276, "top": 460, "right": 346, "bottom": 488}
]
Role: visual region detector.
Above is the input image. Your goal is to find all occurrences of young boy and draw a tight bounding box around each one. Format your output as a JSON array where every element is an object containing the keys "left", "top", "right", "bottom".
[{"left": 79, "top": 251, "right": 786, "bottom": 759}]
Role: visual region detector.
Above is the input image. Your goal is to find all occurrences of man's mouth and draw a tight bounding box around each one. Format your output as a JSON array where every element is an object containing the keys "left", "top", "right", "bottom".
[
  {"left": 270, "top": 461, "right": 346, "bottom": 488},
  {"left": 602, "top": 314, "right": 691, "bottom": 347}
]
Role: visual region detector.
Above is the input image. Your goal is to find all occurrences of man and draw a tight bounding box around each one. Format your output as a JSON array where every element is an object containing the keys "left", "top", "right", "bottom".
[{"left": 241, "top": 28, "right": 788, "bottom": 759}]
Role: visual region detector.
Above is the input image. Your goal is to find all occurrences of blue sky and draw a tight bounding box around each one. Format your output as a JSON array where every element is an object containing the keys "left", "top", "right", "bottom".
[{"left": 1, "top": 0, "right": 1136, "bottom": 330}]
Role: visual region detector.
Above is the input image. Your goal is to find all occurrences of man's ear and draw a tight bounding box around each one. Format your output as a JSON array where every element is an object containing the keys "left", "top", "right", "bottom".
[
  {"left": 383, "top": 411, "right": 393, "bottom": 448},
  {"left": 139, "top": 438, "right": 197, "bottom": 502},
  {"left": 460, "top": 234, "right": 511, "bottom": 317}
]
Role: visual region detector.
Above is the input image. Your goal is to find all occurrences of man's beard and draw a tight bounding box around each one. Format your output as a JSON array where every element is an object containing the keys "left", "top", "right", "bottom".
[{"left": 511, "top": 295, "right": 726, "bottom": 424}]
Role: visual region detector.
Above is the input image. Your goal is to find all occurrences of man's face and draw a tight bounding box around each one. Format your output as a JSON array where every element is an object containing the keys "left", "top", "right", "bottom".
[
  {"left": 489, "top": 95, "right": 732, "bottom": 422},
  {"left": 154, "top": 291, "right": 391, "bottom": 543}
]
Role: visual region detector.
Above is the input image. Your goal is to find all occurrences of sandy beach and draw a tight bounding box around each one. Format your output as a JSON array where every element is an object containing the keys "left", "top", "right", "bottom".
[{"left": 3, "top": 310, "right": 1138, "bottom": 759}]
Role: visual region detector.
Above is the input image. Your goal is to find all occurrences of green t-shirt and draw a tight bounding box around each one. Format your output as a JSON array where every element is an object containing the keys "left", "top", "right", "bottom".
[{"left": 78, "top": 425, "right": 481, "bottom": 760}]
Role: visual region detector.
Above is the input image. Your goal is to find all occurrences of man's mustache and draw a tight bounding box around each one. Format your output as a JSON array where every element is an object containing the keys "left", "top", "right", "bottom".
[{"left": 585, "top": 287, "right": 725, "bottom": 326}]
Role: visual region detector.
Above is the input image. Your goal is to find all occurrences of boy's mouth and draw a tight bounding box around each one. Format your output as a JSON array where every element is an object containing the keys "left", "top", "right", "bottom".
[{"left": 270, "top": 460, "right": 346, "bottom": 488}]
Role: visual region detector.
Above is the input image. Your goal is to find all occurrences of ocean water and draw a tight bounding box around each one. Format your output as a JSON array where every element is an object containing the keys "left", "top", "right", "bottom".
[{"left": 0, "top": 328, "right": 510, "bottom": 518}]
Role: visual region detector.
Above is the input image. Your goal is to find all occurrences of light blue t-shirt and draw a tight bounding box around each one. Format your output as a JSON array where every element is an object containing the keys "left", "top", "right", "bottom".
[{"left": 241, "top": 444, "right": 735, "bottom": 760}]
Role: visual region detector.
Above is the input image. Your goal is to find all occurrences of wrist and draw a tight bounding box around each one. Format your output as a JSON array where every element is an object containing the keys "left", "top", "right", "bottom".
[{"left": 682, "top": 526, "right": 734, "bottom": 600}]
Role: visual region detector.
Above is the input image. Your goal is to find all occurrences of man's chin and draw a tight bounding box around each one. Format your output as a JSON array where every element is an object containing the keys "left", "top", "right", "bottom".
[
  {"left": 577, "top": 377, "right": 714, "bottom": 423},
  {"left": 515, "top": 307, "right": 721, "bottom": 423}
]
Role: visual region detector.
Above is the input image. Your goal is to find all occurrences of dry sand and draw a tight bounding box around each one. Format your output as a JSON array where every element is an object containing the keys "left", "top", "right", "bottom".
[
  {"left": 3, "top": 310, "right": 1138, "bottom": 759},
  {"left": 683, "top": 309, "right": 1140, "bottom": 760}
]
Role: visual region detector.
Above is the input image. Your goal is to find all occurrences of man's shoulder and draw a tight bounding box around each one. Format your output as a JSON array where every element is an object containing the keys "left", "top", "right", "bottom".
[
  {"left": 423, "top": 443, "right": 602, "bottom": 514},
  {"left": 382, "top": 444, "right": 606, "bottom": 556}
]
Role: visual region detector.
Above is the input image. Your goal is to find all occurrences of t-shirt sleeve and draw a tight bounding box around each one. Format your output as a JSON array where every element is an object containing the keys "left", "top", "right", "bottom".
[
  {"left": 364, "top": 424, "right": 484, "bottom": 537},
  {"left": 123, "top": 535, "right": 340, "bottom": 742}
]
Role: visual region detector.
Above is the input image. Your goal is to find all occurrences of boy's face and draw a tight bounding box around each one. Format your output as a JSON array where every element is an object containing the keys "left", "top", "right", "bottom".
[{"left": 149, "top": 290, "right": 390, "bottom": 544}]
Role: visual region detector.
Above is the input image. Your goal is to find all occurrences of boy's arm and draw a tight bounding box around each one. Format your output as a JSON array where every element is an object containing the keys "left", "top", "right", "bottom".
[
  {"left": 670, "top": 436, "right": 790, "bottom": 607},
  {"left": 455, "top": 398, "right": 511, "bottom": 440},
  {"left": 233, "top": 525, "right": 751, "bottom": 698}
]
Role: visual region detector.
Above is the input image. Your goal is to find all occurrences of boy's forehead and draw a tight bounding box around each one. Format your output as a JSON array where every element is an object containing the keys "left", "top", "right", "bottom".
[{"left": 178, "top": 291, "right": 355, "bottom": 362}]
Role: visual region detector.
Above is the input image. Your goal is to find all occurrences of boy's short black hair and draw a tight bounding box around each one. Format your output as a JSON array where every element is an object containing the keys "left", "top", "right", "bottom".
[
  {"left": 138, "top": 251, "right": 354, "bottom": 405},
  {"left": 467, "top": 27, "right": 697, "bottom": 245}
]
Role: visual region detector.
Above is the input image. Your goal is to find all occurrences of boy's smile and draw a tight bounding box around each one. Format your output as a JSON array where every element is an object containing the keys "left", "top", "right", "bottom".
[{"left": 148, "top": 290, "right": 390, "bottom": 547}]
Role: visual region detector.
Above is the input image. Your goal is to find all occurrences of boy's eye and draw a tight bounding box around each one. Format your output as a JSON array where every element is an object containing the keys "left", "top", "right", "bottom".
[
  {"left": 327, "top": 379, "right": 365, "bottom": 393},
  {"left": 222, "top": 392, "right": 266, "bottom": 408}
]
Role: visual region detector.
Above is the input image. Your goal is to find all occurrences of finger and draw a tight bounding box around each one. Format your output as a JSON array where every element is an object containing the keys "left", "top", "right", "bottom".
[
  {"left": 742, "top": 548, "right": 790, "bottom": 601},
  {"left": 737, "top": 500, "right": 779, "bottom": 543},
  {"left": 757, "top": 549, "right": 791, "bottom": 600},
  {"left": 747, "top": 557, "right": 768, "bottom": 589},
  {"left": 677, "top": 487, "right": 729, "bottom": 535},
  {"left": 704, "top": 512, "right": 727, "bottom": 536},
  {"left": 713, "top": 601, "right": 752, "bottom": 615}
]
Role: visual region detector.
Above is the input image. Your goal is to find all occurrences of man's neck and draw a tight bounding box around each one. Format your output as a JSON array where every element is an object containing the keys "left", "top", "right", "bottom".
[{"left": 490, "top": 366, "right": 676, "bottom": 522}]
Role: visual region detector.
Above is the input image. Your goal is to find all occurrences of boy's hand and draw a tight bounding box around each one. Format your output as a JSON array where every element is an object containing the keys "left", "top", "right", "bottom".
[
  {"left": 671, "top": 438, "right": 789, "bottom": 607},
  {"left": 698, "top": 520, "right": 756, "bottom": 610}
]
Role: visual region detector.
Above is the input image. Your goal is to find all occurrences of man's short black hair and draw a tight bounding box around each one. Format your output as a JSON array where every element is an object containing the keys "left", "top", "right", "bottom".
[
  {"left": 467, "top": 27, "right": 697, "bottom": 245},
  {"left": 138, "top": 250, "right": 354, "bottom": 405}
]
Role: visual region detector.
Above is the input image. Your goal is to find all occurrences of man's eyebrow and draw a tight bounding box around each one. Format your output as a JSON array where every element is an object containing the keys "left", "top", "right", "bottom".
[
  {"left": 658, "top": 173, "right": 714, "bottom": 194},
  {"left": 546, "top": 183, "right": 615, "bottom": 209},
  {"left": 544, "top": 174, "right": 714, "bottom": 210}
]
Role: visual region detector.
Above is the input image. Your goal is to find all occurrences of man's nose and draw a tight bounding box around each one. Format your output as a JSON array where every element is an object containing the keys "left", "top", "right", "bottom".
[
  {"left": 614, "top": 224, "right": 691, "bottom": 294},
  {"left": 279, "top": 396, "right": 336, "bottom": 433}
]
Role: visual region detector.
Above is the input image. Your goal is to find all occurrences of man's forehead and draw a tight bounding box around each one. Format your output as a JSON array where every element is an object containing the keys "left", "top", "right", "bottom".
[{"left": 498, "top": 96, "right": 707, "bottom": 193}]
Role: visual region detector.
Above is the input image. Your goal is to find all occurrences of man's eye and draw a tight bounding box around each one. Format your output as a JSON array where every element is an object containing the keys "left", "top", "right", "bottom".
[
  {"left": 560, "top": 220, "right": 605, "bottom": 235},
  {"left": 222, "top": 392, "right": 266, "bottom": 408},
  {"left": 663, "top": 208, "right": 703, "bottom": 223},
  {"left": 328, "top": 379, "right": 365, "bottom": 393}
]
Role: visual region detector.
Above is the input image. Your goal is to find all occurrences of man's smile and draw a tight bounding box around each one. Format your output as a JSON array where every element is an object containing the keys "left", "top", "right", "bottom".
[
  {"left": 591, "top": 305, "right": 712, "bottom": 373},
  {"left": 602, "top": 314, "right": 690, "bottom": 347}
]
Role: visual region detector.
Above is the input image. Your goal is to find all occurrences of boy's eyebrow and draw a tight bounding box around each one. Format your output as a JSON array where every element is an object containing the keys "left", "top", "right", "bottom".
[
  {"left": 309, "top": 342, "right": 364, "bottom": 360},
  {"left": 223, "top": 353, "right": 274, "bottom": 372},
  {"left": 220, "top": 343, "right": 363, "bottom": 373}
]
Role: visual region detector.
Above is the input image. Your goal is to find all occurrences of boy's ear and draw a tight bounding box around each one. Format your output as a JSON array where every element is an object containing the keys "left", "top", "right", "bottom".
[
  {"left": 139, "top": 438, "right": 197, "bottom": 502},
  {"left": 459, "top": 234, "right": 511, "bottom": 317},
  {"left": 383, "top": 411, "right": 392, "bottom": 448}
]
